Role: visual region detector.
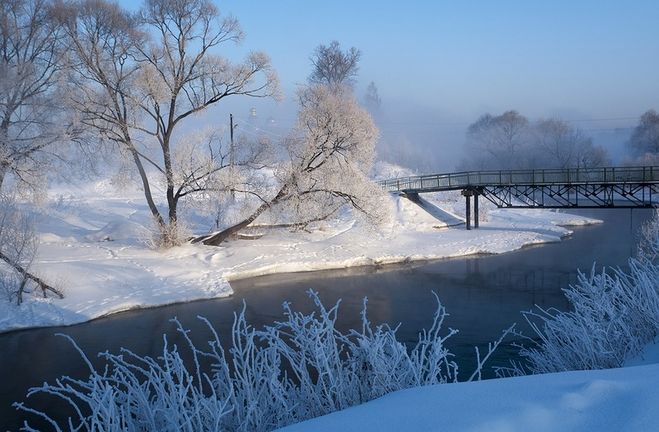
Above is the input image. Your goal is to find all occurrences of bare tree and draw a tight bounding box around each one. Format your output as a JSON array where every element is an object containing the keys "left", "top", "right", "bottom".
[
  {"left": 59, "top": 0, "right": 279, "bottom": 246},
  {"left": 0, "top": 0, "right": 66, "bottom": 193},
  {"left": 463, "top": 112, "right": 609, "bottom": 170},
  {"left": 55, "top": 0, "right": 161, "bottom": 230},
  {"left": 466, "top": 110, "right": 530, "bottom": 169},
  {"left": 0, "top": 0, "right": 67, "bottom": 305},
  {"left": 309, "top": 41, "right": 361, "bottom": 88},
  {"left": 533, "top": 118, "right": 608, "bottom": 168},
  {"left": 200, "top": 85, "right": 381, "bottom": 246},
  {"left": 363, "top": 81, "right": 381, "bottom": 112},
  {"left": 628, "top": 109, "right": 659, "bottom": 163}
]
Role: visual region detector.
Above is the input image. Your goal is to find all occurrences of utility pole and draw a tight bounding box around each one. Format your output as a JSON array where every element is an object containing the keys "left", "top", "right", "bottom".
[
  {"left": 229, "top": 113, "right": 235, "bottom": 168},
  {"left": 230, "top": 114, "right": 236, "bottom": 199}
]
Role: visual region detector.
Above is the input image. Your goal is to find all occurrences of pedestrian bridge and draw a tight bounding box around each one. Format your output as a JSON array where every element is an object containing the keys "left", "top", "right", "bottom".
[{"left": 378, "top": 166, "right": 659, "bottom": 229}]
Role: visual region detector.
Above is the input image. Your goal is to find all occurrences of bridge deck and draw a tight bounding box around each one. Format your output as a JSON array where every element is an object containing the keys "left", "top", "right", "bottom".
[{"left": 379, "top": 166, "right": 659, "bottom": 194}]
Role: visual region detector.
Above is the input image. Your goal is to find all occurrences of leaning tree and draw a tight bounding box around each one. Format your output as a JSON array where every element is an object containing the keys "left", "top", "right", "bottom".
[{"left": 200, "top": 84, "right": 382, "bottom": 246}]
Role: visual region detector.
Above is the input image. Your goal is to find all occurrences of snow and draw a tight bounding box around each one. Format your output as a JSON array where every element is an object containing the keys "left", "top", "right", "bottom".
[
  {"left": 6, "top": 167, "right": 658, "bottom": 432},
  {"left": 0, "top": 175, "right": 600, "bottom": 333},
  {"left": 626, "top": 339, "right": 659, "bottom": 367},
  {"left": 278, "top": 363, "right": 659, "bottom": 432}
]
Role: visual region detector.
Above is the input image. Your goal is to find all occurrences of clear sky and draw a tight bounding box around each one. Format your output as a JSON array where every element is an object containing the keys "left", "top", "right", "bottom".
[
  {"left": 117, "top": 0, "right": 659, "bottom": 168},
  {"left": 213, "top": 1, "right": 658, "bottom": 117}
]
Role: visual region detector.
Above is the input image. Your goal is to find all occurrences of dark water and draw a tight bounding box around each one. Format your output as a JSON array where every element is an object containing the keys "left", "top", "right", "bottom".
[{"left": 0, "top": 208, "right": 652, "bottom": 431}]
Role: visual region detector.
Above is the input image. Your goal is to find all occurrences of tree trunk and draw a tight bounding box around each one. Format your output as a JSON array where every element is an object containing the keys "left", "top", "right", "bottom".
[
  {"left": 166, "top": 187, "right": 178, "bottom": 245},
  {"left": 200, "top": 187, "right": 288, "bottom": 246},
  {"left": 128, "top": 147, "right": 165, "bottom": 229},
  {"left": 0, "top": 162, "right": 7, "bottom": 191},
  {"left": 0, "top": 251, "right": 64, "bottom": 304}
]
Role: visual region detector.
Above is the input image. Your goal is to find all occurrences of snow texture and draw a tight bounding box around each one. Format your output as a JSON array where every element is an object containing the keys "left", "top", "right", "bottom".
[
  {"left": 0, "top": 173, "right": 599, "bottom": 333},
  {"left": 278, "top": 363, "right": 659, "bottom": 432}
]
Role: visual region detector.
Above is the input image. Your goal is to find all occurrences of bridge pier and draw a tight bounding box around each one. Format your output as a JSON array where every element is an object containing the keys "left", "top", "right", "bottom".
[
  {"left": 474, "top": 192, "right": 479, "bottom": 229},
  {"left": 462, "top": 189, "right": 479, "bottom": 230},
  {"left": 465, "top": 194, "right": 471, "bottom": 230}
]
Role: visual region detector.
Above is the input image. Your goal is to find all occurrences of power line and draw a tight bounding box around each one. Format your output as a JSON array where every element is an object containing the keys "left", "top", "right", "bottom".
[{"left": 231, "top": 116, "right": 289, "bottom": 140}]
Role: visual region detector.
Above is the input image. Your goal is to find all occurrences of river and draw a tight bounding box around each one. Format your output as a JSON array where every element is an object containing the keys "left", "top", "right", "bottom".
[{"left": 0, "top": 208, "right": 652, "bottom": 431}]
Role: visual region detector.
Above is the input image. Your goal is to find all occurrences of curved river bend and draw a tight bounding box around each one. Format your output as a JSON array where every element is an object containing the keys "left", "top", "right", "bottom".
[{"left": 0, "top": 208, "right": 652, "bottom": 430}]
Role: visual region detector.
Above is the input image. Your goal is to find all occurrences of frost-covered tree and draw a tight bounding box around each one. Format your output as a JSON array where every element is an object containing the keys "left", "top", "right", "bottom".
[
  {"left": 58, "top": 0, "right": 279, "bottom": 246},
  {"left": 628, "top": 109, "right": 659, "bottom": 163},
  {"left": 0, "top": 193, "right": 62, "bottom": 304},
  {"left": 0, "top": 0, "right": 66, "bottom": 193},
  {"left": 135, "top": 0, "right": 279, "bottom": 245},
  {"left": 309, "top": 40, "right": 361, "bottom": 89},
  {"left": 201, "top": 85, "right": 382, "bottom": 246},
  {"left": 0, "top": 0, "right": 66, "bottom": 305}
]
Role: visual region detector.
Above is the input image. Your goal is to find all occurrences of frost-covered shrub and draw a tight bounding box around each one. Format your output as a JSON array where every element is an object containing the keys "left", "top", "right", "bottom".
[
  {"left": 0, "top": 194, "right": 40, "bottom": 304},
  {"left": 518, "top": 211, "right": 659, "bottom": 373},
  {"left": 638, "top": 208, "right": 659, "bottom": 264},
  {"left": 15, "top": 291, "right": 510, "bottom": 432}
]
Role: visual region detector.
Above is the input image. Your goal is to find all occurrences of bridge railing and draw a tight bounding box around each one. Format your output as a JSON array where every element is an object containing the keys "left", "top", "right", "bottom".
[{"left": 378, "top": 166, "right": 659, "bottom": 192}]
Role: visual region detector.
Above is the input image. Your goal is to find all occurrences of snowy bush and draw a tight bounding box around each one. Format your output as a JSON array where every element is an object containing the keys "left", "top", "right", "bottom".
[
  {"left": 517, "top": 210, "right": 659, "bottom": 373},
  {"left": 15, "top": 291, "right": 511, "bottom": 431},
  {"left": 638, "top": 208, "right": 659, "bottom": 263},
  {"left": 0, "top": 194, "right": 62, "bottom": 304}
]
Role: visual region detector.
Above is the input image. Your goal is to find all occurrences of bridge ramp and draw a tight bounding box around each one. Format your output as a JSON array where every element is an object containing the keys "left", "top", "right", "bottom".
[{"left": 397, "top": 192, "right": 464, "bottom": 228}]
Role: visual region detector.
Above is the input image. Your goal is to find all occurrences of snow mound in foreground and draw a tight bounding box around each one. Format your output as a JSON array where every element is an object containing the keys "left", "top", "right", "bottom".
[{"left": 279, "top": 363, "right": 659, "bottom": 432}]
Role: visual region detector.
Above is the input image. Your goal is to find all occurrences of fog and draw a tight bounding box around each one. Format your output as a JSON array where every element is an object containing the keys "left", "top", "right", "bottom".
[
  {"left": 157, "top": 0, "right": 659, "bottom": 174},
  {"left": 205, "top": 91, "right": 638, "bottom": 174},
  {"left": 191, "top": 0, "right": 659, "bottom": 173}
]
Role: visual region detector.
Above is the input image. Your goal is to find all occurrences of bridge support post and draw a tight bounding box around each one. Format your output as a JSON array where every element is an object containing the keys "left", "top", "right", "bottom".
[
  {"left": 462, "top": 189, "right": 474, "bottom": 230},
  {"left": 462, "top": 188, "right": 480, "bottom": 230},
  {"left": 465, "top": 194, "right": 471, "bottom": 230},
  {"left": 474, "top": 192, "right": 479, "bottom": 229}
]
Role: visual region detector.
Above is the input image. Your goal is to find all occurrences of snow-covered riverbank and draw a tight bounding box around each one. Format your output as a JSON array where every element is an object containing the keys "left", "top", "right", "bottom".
[{"left": 0, "top": 179, "right": 600, "bottom": 333}]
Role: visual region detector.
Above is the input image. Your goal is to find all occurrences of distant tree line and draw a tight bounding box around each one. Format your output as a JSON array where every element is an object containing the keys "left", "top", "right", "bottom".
[
  {"left": 461, "top": 111, "right": 609, "bottom": 170},
  {"left": 627, "top": 109, "right": 659, "bottom": 165},
  {"left": 462, "top": 109, "right": 659, "bottom": 171}
]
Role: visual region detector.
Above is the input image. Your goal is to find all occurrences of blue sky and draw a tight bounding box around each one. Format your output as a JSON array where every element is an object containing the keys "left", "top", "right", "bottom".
[
  {"left": 216, "top": 1, "right": 658, "bottom": 118},
  {"left": 118, "top": 0, "right": 659, "bottom": 167}
]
